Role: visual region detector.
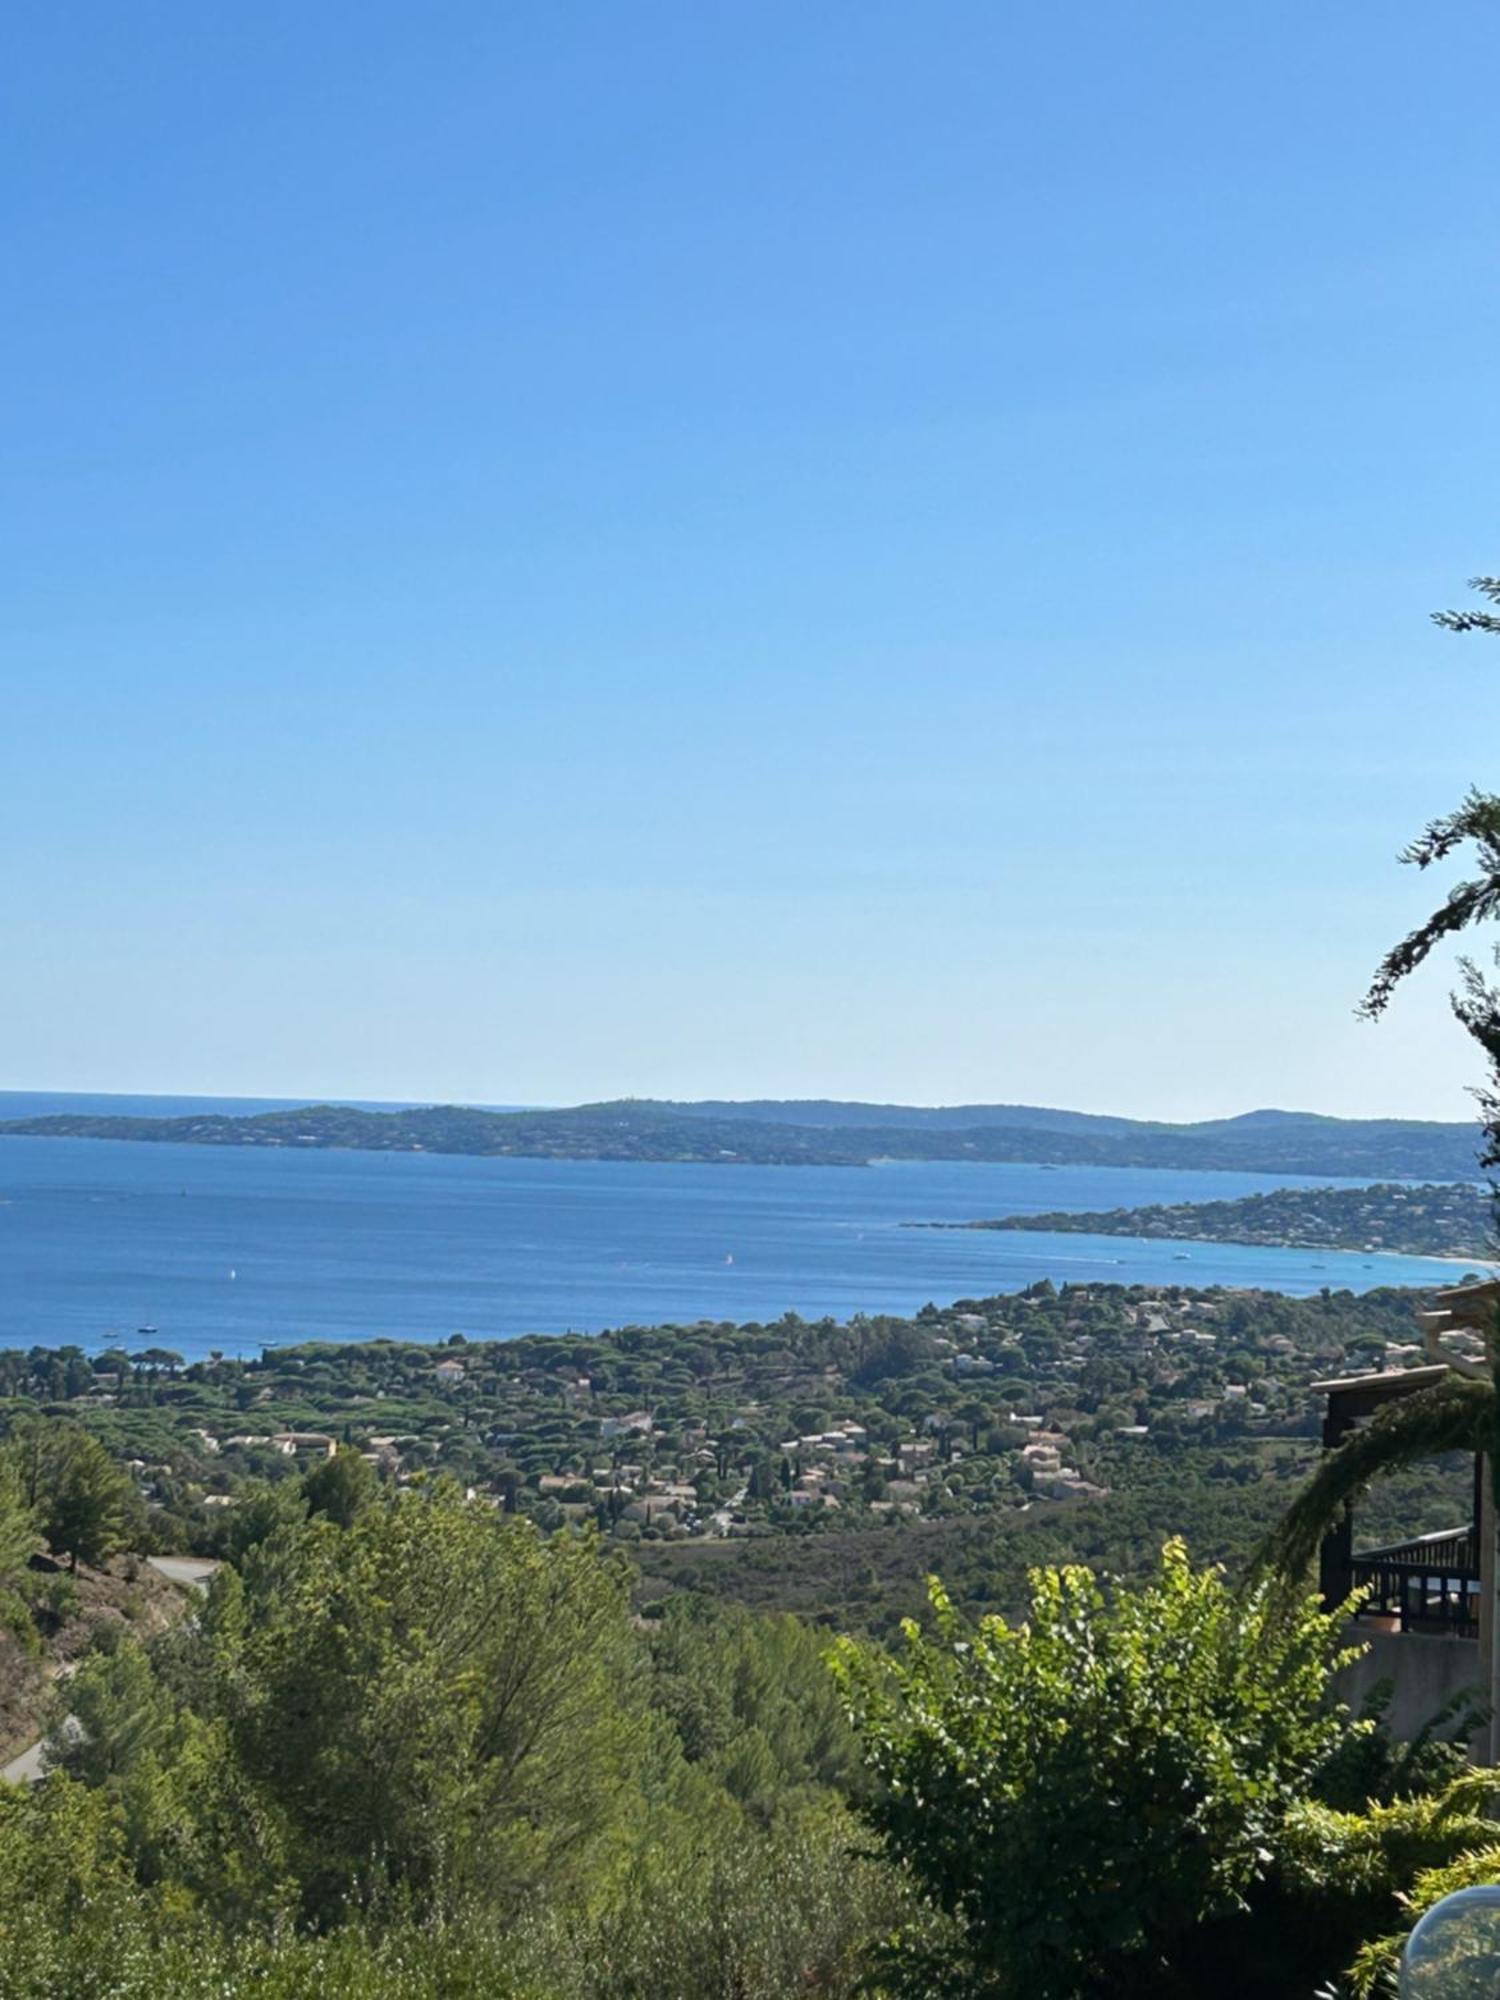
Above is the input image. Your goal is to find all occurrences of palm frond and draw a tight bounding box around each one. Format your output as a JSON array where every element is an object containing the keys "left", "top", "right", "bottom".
[{"left": 1259, "top": 1375, "right": 1493, "bottom": 1582}]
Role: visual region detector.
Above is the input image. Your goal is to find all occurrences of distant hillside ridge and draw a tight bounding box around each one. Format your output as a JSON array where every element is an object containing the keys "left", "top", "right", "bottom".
[
  {"left": 939, "top": 1180, "right": 1493, "bottom": 1261},
  {"left": 654, "top": 1099, "right": 1148, "bottom": 1135},
  {"left": 0, "top": 1097, "right": 1483, "bottom": 1178},
  {"left": 656, "top": 1099, "right": 1472, "bottom": 1145}
]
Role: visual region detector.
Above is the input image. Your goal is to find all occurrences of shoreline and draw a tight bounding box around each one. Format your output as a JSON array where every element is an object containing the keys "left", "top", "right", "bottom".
[{"left": 904, "top": 1221, "right": 1493, "bottom": 1266}]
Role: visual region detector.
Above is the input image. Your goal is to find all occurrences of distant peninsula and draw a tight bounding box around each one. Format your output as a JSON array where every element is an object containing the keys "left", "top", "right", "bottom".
[
  {"left": 0, "top": 1098, "right": 1486, "bottom": 1181},
  {"left": 931, "top": 1181, "right": 1493, "bottom": 1261}
]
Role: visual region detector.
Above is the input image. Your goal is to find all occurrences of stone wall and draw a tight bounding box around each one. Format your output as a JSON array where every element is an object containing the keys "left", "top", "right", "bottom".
[{"left": 1333, "top": 1626, "right": 1484, "bottom": 1744}]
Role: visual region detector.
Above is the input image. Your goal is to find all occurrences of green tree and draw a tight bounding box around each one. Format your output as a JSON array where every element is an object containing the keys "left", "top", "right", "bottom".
[
  {"left": 1363, "top": 573, "right": 1500, "bottom": 1200},
  {"left": 0, "top": 1770, "right": 899, "bottom": 2000},
  {"left": 832, "top": 1540, "right": 1362, "bottom": 1998},
  {"left": 746, "top": 1455, "right": 779, "bottom": 1502},
  {"left": 301, "top": 1445, "right": 378, "bottom": 1528},
  {"left": 0, "top": 1452, "right": 38, "bottom": 1593},
  {"left": 0, "top": 1773, "right": 549, "bottom": 1997},
  {"left": 209, "top": 1477, "right": 308, "bottom": 1564},
  {"left": 1313, "top": 568, "right": 1500, "bottom": 1769},
  {"left": 527, "top": 1796, "right": 919, "bottom": 2000},
  {"left": 37, "top": 1428, "right": 133, "bottom": 1572},
  {"left": 647, "top": 1598, "right": 862, "bottom": 1814},
  {"left": 200, "top": 1483, "right": 647, "bottom": 1924},
  {"left": 48, "top": 1638, "right": 179, "bottom": 1790}
]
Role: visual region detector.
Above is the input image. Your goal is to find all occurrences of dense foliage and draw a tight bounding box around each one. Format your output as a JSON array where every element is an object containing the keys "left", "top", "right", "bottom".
[
  {"left": 0, "top": 1471, "right": 1488, "bottom": 1998},
  {"left": 0, "top": 1477, "right": 919, "bottom": 1998},
  {"left": 833, "top": 1540, "right": 1500, "bottom": 1999}
]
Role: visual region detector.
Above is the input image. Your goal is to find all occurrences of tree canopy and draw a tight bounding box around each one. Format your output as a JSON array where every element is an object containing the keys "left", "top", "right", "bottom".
[{"left": 1364, "top": 573, "right": 1500, "bottom": 1194}]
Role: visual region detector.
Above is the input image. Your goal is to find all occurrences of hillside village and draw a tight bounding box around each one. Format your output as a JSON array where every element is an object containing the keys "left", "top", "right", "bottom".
[
  {"left": 968, "top": 1180, "right": 1491, "bottom": 1259},
  {"left": 0, "top": 1281, "right": 1479, "bottom": 1610}
]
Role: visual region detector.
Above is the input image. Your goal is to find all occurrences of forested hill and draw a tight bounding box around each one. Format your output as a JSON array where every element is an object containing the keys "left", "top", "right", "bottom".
[
  {"left": 952, "top": 1180, "right": 1493, "bottom": 1260},
  {"left": 0, "top": 1097, "right": 1483, "bottom": 1178}
]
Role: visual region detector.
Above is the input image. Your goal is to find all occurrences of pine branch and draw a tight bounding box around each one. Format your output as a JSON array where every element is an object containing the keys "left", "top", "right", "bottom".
[
  {"left": 1363, "top": 869, "right": 1500, "bottom": 1017},
  {"left": 1431, "top": 575, "right": 1500, "bottom": 632},
  {"left": 1432, "top": 609, "right": 1500, "bottom": 634},
  {"left": 1360, "top": 788, "right": 1500, "bottom": 1018},
  {"left": 1395, "top": 791, "right": 1500, "bottom": 872}
]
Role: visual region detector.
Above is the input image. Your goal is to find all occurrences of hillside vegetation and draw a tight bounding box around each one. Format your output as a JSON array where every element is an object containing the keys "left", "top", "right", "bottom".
[
  {"left": 0, "top": 1378, "right": 1491, "bottom": 1998},
  {"left": 952, "top": 1181, "right": 1493, "bottom": 1260},
  {"left": 0, "top": 1097, "right": 1483, "bottom": 1177}
]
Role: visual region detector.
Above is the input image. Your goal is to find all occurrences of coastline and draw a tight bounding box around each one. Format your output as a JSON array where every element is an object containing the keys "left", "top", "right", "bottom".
[{"left": 904, "top": 1220, "right": 1494, "bottom": 1266}]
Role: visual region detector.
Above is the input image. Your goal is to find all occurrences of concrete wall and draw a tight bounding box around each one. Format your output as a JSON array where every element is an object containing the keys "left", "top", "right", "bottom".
[{"left": 1333, "top": 1625, "right": 1484, "bottom": 1744}]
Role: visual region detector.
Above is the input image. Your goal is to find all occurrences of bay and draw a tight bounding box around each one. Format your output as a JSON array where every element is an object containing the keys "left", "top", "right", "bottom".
[{"left": 0, "top": 1124, "right": 1483, "bottom": 1360}]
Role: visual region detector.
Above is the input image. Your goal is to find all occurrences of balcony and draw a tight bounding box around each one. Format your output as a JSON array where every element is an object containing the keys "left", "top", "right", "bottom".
[
  {"left": 1346, "top": 1525, "right": 1480, "bottom": 1637},
  {"left": 1311, "top": 1351, "right": 1487, "bottom": 1742},
  {"left": 1312, "top": 1363, "right": 1483, "bottom": 1639}
]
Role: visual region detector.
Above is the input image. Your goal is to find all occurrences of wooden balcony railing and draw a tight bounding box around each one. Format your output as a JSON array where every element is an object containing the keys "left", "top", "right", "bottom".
[{"left": 1346, "top": 1525, "right": 1480, "bottom": 1637}]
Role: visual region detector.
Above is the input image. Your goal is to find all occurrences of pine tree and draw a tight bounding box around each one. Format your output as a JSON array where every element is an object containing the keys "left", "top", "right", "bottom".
[
  {"left": 1363, "top": 573, "right": 1500, "bottom": 1200},
  {"left": 41, "top": 1429, "right": 132, "bottom": 1573},
  {"left": 0, "top": 1457, "right": 38, "bottom": 1592},
  {"left": 301, "top": 1445, "right": 378, "bottom": 1529},
  {"left": 1275, "top": 570, "right": 1500, "bottom": 1762}
]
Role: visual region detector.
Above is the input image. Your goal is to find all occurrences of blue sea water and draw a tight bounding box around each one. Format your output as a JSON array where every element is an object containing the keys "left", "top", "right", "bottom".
[{"left": 0, "top": 1098, "right": 1483, "bottom": 1358}]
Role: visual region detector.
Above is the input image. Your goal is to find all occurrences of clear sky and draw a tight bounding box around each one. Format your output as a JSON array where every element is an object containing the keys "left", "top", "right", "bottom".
[{"left": 4, "top": 3, "right": 1499, "bottom": 1120}]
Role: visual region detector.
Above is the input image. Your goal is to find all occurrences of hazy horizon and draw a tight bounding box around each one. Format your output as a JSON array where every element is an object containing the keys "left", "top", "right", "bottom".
[{"left": 0, "top": 1084, "right": 1482, "bottom": 1129}]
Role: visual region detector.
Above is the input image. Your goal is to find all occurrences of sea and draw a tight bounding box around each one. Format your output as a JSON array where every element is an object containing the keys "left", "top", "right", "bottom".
[{"left": 0, "top": 1094, "right": 1484, "bottom": 1361}]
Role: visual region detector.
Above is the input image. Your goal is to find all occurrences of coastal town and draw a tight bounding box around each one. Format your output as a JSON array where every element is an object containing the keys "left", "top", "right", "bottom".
[
  {"left": 1, "top": 1277, "right": 1477, "bottom": 1628},
  {"left": 958, "top": 1180, "right": 1491, "bottom": 1260}
]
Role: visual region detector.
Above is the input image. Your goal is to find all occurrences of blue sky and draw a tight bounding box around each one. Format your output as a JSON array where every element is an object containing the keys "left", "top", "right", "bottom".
[{"left": 4, "top": 2, "right": 1499, "bottom": 1118}]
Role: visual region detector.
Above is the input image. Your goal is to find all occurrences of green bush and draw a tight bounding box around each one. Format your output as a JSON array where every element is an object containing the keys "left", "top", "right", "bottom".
[{"left": 832, "top": 1540, "right": 1488, "bottom": 1999}]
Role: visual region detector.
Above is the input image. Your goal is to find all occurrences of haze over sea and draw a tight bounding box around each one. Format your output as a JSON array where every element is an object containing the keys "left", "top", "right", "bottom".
[{"left": 0, "top": 1095, "right": 1478, "bottom": 1361}]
